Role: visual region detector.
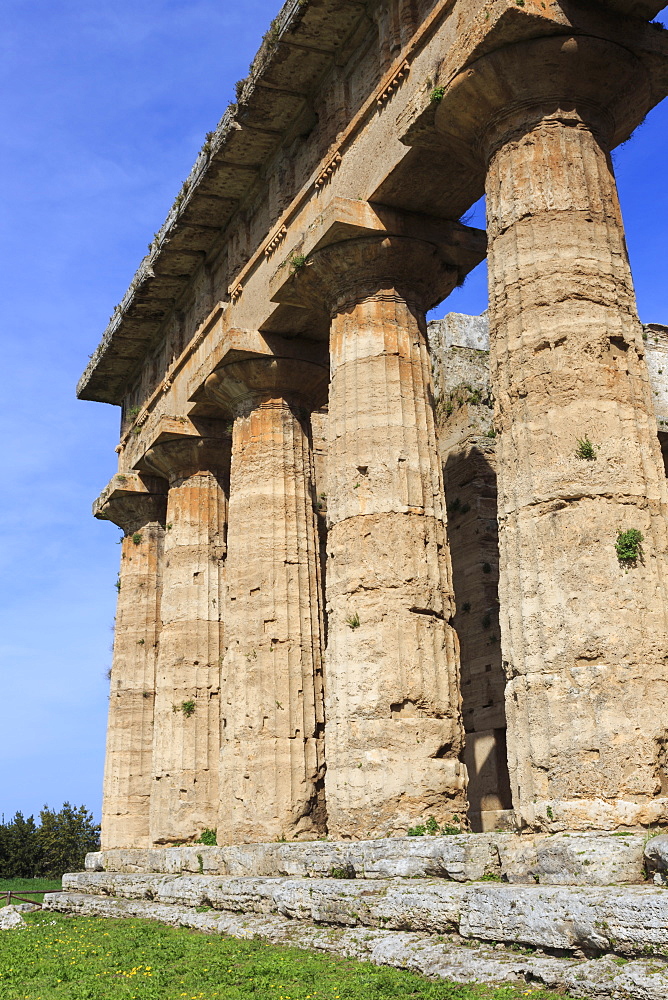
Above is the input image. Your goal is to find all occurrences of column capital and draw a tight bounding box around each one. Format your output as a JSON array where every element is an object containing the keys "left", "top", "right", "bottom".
[
  {"left": 266, "top": 199, "right": 485, "bottom": 327},
  {"left": 276, "top": 234, "right": 462, "bottom": 319},
  {"left": 204, "top": 353, "right": 329, "bottom": 418},
  {"left": 94, "top": 472, "right": 167, "bottom": 535},
  {"left": 133, "top": 416, "right": 231, "bottom": 485},
  {"left": 435, "top": 35, "right": 650, "bottom": 162}
]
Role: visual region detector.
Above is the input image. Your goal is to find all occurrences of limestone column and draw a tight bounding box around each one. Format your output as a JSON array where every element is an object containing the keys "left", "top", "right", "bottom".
[
  {"left": 288, "top": 236, "right": 468, "bottom": 837},
  {"left": 94, "top": 473, "right": 167, "bottom": 849},
  {"left": 139, "top": 430, "right": 230, "bottom": 843},
  {"left": 205, "top": 355, "right": 328, "bottom": 842},
  {"left": 437, "top": 35, "right": 668, "bottom": 830}
]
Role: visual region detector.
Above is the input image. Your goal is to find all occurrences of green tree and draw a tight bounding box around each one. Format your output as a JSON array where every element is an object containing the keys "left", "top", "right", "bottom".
[
  {"left": 0, "top": 811, "right": 42, "bottom": 877},
  {"left": 36, "top": 803, "right": 100, "bottom": 877}
]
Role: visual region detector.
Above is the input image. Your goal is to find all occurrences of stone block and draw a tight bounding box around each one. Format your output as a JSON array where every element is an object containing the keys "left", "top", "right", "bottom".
[
  {"left": 459, "top": 884, "right": 668, "bottom": 956},
  {"left": 644, "top": 834, "right": 668, "bottom": 873},
  {"left": 0, "top": 906, "right": 26, "bottom": 930}
]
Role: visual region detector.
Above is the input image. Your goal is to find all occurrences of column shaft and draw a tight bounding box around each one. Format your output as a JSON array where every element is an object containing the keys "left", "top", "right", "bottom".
[
  {"left": 103, "top": 525, "right": 163, "bottom": 848},
  {"left": 149, "top": 470, "right": 227, "bottom": 842},
  {"left": 325, "top": 290, "right": 466, "bottom": 837},
  {"left": 95, "top": 477, "right": 167, "bottom": 849},
  {"left": 486, "top": 117, "right": 668, "bottom": 829},
  {"left": 205, "top": 355, "right": 328, "bottom": 843},
  {"left": 220, "top": 399, "right": 325, "bottom": 841}
]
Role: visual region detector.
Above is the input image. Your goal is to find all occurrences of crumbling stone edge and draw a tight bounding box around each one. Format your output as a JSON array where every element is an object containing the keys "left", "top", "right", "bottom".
[{"left": 44, "top": 891, "right": 668, "bottom": 1000}]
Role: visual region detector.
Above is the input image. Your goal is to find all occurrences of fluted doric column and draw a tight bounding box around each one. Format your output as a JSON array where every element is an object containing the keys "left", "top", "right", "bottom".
[
  {"left": 94, "top": 473, "right": 167, "bottom": 849},
  {"left": 286, "top": 236, "right": 467, "bottom": 837},
  {"left": 205, "top": 354, "right": 328, "bottom": 842},
  {"left": 437, "top": 35, "right": 668, "bottom": 830},
  {"left": 139, "top": 428, "right": 230, "bottom": 843}
]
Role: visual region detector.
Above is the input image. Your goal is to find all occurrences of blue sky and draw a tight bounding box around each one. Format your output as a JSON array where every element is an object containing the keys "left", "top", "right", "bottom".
[{"left": 1, "top": 0, "right": 667, "bottom": 824}]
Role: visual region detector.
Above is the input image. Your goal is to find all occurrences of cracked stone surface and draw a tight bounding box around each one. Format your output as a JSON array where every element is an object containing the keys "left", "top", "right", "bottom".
[
  {"left": 44, "top": 891, "right": 668, "bottom": 999},
  {"left": 61, "top": 871, "right": 668, "bottom": 958},
  {"left": 84, "top": 831, "right": 647, "bottom": 886}
]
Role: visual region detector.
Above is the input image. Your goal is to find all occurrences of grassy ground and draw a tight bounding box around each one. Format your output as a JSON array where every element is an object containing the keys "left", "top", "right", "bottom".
[
  {"left": 0, "top": 912, "right": 572, "bottom": 1000},
  {"left": 0, "top": 879, "right": 61, "bottom": 906}
]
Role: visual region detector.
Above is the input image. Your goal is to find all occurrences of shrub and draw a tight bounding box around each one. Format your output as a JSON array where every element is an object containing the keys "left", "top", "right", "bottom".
[
  {"left": 616, "top": 528, "right": 643, "bottom": 564},
  {"left": 196, "top": 828, "right": 217, "bottom": 846}
]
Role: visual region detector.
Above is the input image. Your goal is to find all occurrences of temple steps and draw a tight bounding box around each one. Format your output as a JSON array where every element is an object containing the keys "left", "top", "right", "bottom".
[
  {"left": 45, "top": 885, "right": 668, "bottom": 1000},
  {"left": 43, "top": 835, "right": 668, "bottom": 999}
]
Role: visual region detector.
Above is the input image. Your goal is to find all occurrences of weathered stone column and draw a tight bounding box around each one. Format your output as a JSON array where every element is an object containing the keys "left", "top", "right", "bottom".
[
  {"left": 205, "top": 354, "right": 328, "bottom": 842},
  {"left": 286, "top": 236, "right": 468, "bottom": 837},
  {"left": 94, "top": 473, "right": 167, "bottom": 849},
  {"left": 139, "top": 428, "right": 230, "bottom": 843},
  {"left": 437, "top": 35, "right": 668, "bottom": 830}
]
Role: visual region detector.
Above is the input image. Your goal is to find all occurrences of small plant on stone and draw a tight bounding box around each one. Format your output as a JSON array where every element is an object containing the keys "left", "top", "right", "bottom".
[
  {"left": 197, "top": 828, "right": 217, "bottom": 846},
  {"left": 575, "top": 435, "right": 597, "bottom": 461},
  {"left": 407, "top": 823, "right": 427, "bottom": 837},
  {"left": 131, "top": 532, "right": 143, "bottom": 545},
  {"left": 329, "top": 864, "right": 355, "bottom": 879},
  {"left": 486, "top": 428, "right": 497, "bottom": 438},
  {"left": 128, "top": 405, "right": 141, "bottom": 418},
  {"left": 430, "top": 86, "right": 445, "bottom": 103},
  {"left": 425, "top": 816, "right": 440, "bottom": 836},
  {"left": 114, "top": 576, "right": 121, "bottom": 593},
  {"left": 288, "top": 253, "right": 308, "bottom": 273},
  {"left": 616, "top": 528, "right": 644, "bottom": 565},
  {"left": 345, "top": 613, "right": 361, "bottom": 630},
  {"left": 441, "top": 816, "right": 462, "bottom": 836},
  {"left": 174, "top": 700, "right": 196, "bottom": 718},
  {"left": 546, "top": 805, "right": 555, "bottom": 821}
]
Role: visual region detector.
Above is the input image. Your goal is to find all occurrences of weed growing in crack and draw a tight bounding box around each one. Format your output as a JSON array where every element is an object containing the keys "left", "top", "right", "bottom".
[
  {"left": 616, "top": 528, "right": 643, "bottom": 565},
  {"left": 575, "top": 435, "right": 597, "bottom": 460},
  {"left": 173, "top": 700, "right": 196, "bottom": 718}
]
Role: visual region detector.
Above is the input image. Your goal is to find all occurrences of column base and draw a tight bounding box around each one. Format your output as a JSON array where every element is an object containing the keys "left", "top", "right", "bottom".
[{"left": 516, "top": 797, "right": 668, "bottom": 833}]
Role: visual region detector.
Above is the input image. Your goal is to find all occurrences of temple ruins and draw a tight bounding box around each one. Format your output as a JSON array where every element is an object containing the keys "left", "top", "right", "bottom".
[{"left": 80, "top": 0, "right": 668, "bottom": 849}]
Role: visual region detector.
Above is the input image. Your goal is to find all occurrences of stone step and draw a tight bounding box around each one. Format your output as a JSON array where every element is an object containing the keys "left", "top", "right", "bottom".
[
  {"left": 44, "top": 891, "right": 668, "bottom": 1000},
  {"left": 62, "top": 871, "right": 668, "bottom": 959},
  {"left": 87, "top": 830, "right": 647, "bottom": 886}
]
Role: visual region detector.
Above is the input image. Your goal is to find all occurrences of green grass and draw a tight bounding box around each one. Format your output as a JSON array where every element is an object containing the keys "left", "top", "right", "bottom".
[
  {"left": 0, "top": 879, "right": 61, "bottom": 906},
  {"left": 0, "top": 912, "right": 573, "bottom": 1000}
]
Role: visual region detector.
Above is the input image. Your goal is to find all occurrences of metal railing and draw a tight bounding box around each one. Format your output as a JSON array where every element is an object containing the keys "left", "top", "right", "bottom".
[{"left": 0, "top": 890, "right": 45, "bottom": 910}]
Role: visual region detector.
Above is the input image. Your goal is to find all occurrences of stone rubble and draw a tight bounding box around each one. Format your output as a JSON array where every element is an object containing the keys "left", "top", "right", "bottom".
[{"left": 0, "top": 906, "right": 26, "bottom": 931}]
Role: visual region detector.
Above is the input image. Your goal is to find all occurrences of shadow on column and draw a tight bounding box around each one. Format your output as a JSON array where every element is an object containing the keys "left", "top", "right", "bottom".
[{"left": 444, "top": 444, "right": 513, "bottom": 832}]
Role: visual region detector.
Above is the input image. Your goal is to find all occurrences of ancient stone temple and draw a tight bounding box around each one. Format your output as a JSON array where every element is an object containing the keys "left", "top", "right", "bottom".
[{"left": 82, "top": 0, "right": 668, "bottom": 851}]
